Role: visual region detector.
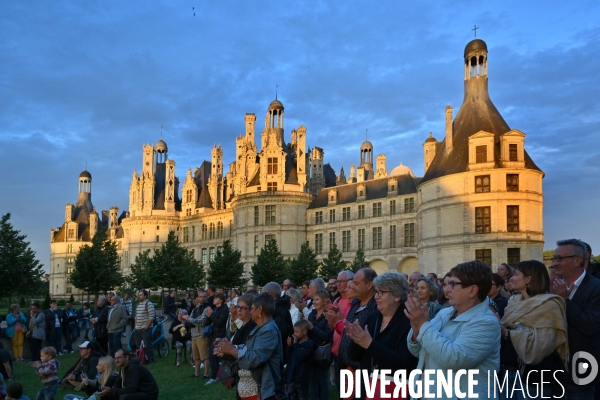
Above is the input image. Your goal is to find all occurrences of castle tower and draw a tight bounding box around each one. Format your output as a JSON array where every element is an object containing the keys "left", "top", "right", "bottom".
[
  {"left": 208, "top": 144, "right": 224, "bottom": 209},
  {"left": 359, "top": 139, "right": 373, "bottom": 179},
  {"left": 309, "top": 147, "right": 325, "bottom": 195},
  {"left": 296, "top": 125, "right": 307, "bottom": 191},
  {"left": 423, "top": 132, "right": 437, "bottom": 172},
  {"left": 374, "top": 154, "right": 388, "bottom": 178}
]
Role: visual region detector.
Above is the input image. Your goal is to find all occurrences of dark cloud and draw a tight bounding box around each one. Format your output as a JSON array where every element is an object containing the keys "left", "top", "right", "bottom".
[{"left": 1, "top": 1, "right": 599, "bottom": 267}]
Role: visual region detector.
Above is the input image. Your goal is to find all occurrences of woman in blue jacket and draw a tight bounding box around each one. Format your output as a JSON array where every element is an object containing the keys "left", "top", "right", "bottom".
[{"left": 6, "top": 304, "right": 28, "bottom": 361}]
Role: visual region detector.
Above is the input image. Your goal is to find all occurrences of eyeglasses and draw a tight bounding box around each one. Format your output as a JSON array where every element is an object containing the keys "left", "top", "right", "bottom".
[
  {"left": 442, "top": 281, "right": 464, "bottom": 289},
  {"left": 551, "top": 255, "right": 579, "bottom": 262},
  {"left": 375, "top": 290, "right": 390, "bottom": 297},
  {"left": 236, "top": 306, "right": 250, "bottom": 311}
]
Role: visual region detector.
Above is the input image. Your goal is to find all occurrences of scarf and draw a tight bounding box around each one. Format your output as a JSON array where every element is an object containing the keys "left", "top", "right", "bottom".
[{"left": 501, "top": 293, "right": 568, "bottom": 366}]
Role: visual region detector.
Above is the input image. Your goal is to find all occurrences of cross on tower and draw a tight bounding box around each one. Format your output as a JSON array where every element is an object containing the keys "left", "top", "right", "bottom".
[{"left": 472, "top": 25, "right": 479, "bottom": 38}]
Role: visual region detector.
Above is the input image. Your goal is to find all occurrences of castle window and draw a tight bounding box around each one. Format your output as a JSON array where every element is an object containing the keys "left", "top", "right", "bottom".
[
  {"left": 315, "top": 211, "right": 323, "bottom": 224},
  {"left": 202, "top": 248, "right": 207, "bottom": 264},
  {"left": 329, "top": 209, "right": 336, "bottom": 223},
  {"left": 254, "top": 206, "right": 259, "bottom": 226},
  {"left": 66, "top": 287, "right": 72, "bottom": 294},
  {"left": 186, "top": 208, "right": 191, "bottom": 216},
  {"left": 390, "top": 225, "right": 397, "bottom": 248},
  {"left": 329, "top": 232, "right": 336, "bottom": 249},
  {"left": 202, "top": 224, "right": 207, "bottom": 240},
  {"left": 217, "top": 222, "right": 224, "bottom": 238},
  {"left": 373, "top": 202, "right": 382, "bottom": 217},
  {"left": 390, "top": 200, "right": 396, "bottom": 215},
  {"left": 67, "top": 267, "right": 74, "bottom": 274},
  {"left": 267, "top": 158, "right": 278, "bottom": 174},
  {"left": 358, "top": 205, "right": 365, "bottom": 219},
  {"left": 476, "top": 145, "right": 487, "bottom": 163},
  {"left": 209, "top": 247, "right": 215, "bottom": 262},
  {"left": 267, "top": 182, "right": 277, "bottom": 192},
  {"left": 509, "top": 144, "right": 518, "bottom": 161},
  {"left": 265, "top": 234, "right": 275, "bottom": 244},
  {"left": 68, "top": 229, "right": 75, "bottom": 239},
  {"left": 475, "top": 207, "right": 491, "bottom": 234},
  {"left": 315, "top": 233, "right": 323, "bottom": 254},
  {"left": 475, "top": 175, "right": 490, "bottom": 193},
  {"left": 186, "top": 189, "right": 192, "bottom": 203},
  {"left": 358, "top": 229, "right": 365, "bottom": 250},
  {"left": 404, "top": 223, "right": 415, "bottom": 247},
  {"left": 67, "top": 244, "right": 73, "bottom": 253},
  {"left": 342, "top": 207, "right": 351, "bottom": 221},
  {"left": 156, "top": 235, "right": 159, "bottom": 243},
  {"left": 475, "top": 249, "right": 492, "bottom": 265},
  {"left": 254, "top": 235, "right": 259, "bottom": 255},
  {"left": 67, "top": 257, "right": 74, "bottom": 264},
  {"left": 209, "top": 223, "right": 216, "bottom": 239},
  {"left": 183, "top": 227, "right": 189, "bottom": 243},
  {"left": 507, "top": 248, "right": 521, "bottom": 265},
  {"left": 372, "top": 227, "right": 382, "bottom": 250},
  {"left": 265, "top": 205, "right": 276, "bottom": 225},
  {"left": 404, "top": 197, "right": 415, "bottom": 213},
  {"left": 192, "top": 226, "right": 196, "bottom": 241},
  {"left": 507, "top": 206, "right": 519, "bottom": 232},
  {"left": 342, "top": 230, "right": 351, "bottom": 252},
  {"left": 506, "top": 174, "right": 519, "bottom": 191}
]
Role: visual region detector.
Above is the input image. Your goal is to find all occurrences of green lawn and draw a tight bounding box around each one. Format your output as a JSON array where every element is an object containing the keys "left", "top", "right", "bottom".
[{"left": 12, "top": 351, "right": 340, "bottom": 399}]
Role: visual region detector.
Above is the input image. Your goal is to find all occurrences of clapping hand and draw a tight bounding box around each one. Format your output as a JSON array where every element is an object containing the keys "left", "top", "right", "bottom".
[
  {"left": 404, "top": 294, "right": 428, "bottom": 339},
  {"left": 344, "top": 319, "right": 372, "bottom": 349}
]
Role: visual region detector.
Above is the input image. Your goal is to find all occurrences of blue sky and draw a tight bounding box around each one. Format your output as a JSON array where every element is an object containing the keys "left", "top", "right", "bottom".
[{"left": 1, "top": 1, "right": 599, "bottom": 270}]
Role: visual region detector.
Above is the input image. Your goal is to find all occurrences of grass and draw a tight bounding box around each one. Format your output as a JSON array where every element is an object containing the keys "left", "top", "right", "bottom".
[
  {"left": 13, "top": 350, "right": 341, "bottom": 399},
  {"left": 13, "top": 351, "right": 232, "bottom": 400}
]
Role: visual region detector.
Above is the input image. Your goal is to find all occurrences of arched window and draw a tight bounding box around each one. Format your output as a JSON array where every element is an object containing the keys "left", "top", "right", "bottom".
[
  {"left": 209, "top": 223, "right": 216, "bottom": 239},
  {"left": 217, "top": 222, "right": 224, "bottom": 238},
  {"left": 201, "top": 224, "right": 207, "bottom": 240}
]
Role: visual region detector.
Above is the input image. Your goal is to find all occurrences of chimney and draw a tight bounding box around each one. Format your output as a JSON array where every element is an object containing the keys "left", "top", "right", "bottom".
[{"left": 445, "top": 105, "right": 453, "bottom": 154}]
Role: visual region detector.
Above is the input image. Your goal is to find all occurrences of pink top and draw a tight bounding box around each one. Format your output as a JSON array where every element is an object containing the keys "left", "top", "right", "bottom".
[{"left": 332, "top": 297, "right": 352, "bottom": 356}]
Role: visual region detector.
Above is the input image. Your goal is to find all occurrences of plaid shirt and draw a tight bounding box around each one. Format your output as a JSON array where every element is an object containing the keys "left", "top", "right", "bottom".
[
  {"left": 338, "top": 295, "right": 377, "bottom": 368},
  {"left": 37, "top": 358, "right": 60, "bottom": 385}
]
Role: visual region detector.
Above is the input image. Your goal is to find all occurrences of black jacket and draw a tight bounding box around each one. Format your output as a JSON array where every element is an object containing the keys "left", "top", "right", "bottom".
[
  {"left": 273, "top": 295, "right": 294, "bottom": 343},
  {"left": 347, "top": 305, "right": 418, "bottom": 373},
  {"left": 164, "top": 295, "right": 177, "bottom": 314},
  {"left": 207, "top": 304, "right": 229, "bottom": 339},
  {"left": 93, "top": 304, "right": 110, "bottom": 339},
  {"left": 45, "top": 308, "right": 65, "bottom": 335},
  {"left": 565, "top": 272, "right": 600, "bottom": 386},
  {"left": 110, "top": 358, "right": 159, "bottom": 400},
  {"left": 286, "top": 338, "right": 315, "bottom": 384},
  {"left": 308, "top": 309, "right": 333, "bottom": 367},
  {"left": 72, "top": 353, "right": 100, "bottom": 382},
  {"left": 168, "top": 320, "right": 192, "bottom": 345}
]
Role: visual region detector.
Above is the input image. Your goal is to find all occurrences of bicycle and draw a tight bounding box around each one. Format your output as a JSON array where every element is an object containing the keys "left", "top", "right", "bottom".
[{"left": 126, "top": 315, "right": 169, "bottom": 358}]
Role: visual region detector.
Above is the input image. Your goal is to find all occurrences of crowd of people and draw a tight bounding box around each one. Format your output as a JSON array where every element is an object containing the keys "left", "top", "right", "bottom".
[{"left": 2, "top": 238, "right": 600, "bottom": 400}]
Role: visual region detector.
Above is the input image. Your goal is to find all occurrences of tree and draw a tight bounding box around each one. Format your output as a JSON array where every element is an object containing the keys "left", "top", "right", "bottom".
[
  {"left": 70, "top": 229, "right": 124, "bottom": 298},
  {"left": 208, "top": 240, "right": 248, "bottom": 290},
  {"left": 251, "top": 239, "right": 286, "bottom": 286},
  {"left": 126, "top": 231, "right": 205, "bottom": 292},
  {"left": 288, "top": 242, "right": 319, "bottom": 285},
  {"left": 150, "top": 231, "right": 205, "bottom": 291},
  {"left": 350, "top": 248, "right": 369, "bottom": 273},
  {"left": 320, "top": 244, "right": 347, "bottom": 279},
  {"left": 0, "top": 213, "right": 45, "bottom": 304}
]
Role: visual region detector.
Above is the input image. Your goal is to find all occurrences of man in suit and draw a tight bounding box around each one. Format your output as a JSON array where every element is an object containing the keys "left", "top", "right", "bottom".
[{"left": 551, "top": 238, "right": 600, "bottom": 400}]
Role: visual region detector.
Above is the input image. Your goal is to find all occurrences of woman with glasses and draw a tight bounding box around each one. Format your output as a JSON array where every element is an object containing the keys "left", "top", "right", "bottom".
[
  {"left": 499, "top": 260, "right": 568, "bottom": 399},
  {"left": 405, "top": 261, "right": 500, "bottom": 399},
  {"left": 224, "top": 294, "right": 257, "bottom": 400},
  {"left": 415, "top": 277, "right": 441, "bottom": 320},
  {"left": 216, "top": 293, "right": 283, "bottom": 400},
  {"left": 345, "top": 272, "right": 418, "bottom": 399}
]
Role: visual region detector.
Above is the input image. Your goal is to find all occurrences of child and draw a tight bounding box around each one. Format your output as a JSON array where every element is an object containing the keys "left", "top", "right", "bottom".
[
  {"left": 6, "top": 381, "right": 31, "bottom": 400},
  {"left": 286, "top": 320, "right": 315, "bottom": 400},
  {"left": 32, "top": 347, "right": 59, "bottom": 400}
]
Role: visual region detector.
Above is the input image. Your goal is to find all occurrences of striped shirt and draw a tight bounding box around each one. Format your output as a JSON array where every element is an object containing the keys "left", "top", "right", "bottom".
[
  {"left": 37, "top": 358, "right": 60, "bottom": 385},
  {"left": 135, "top": 300, "right": 155, "bottom": 329}
]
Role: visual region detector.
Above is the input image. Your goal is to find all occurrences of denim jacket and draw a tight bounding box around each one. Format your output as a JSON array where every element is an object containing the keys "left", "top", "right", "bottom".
[{"left": 237, "top": 318, "right": 282, "bottom": 399}]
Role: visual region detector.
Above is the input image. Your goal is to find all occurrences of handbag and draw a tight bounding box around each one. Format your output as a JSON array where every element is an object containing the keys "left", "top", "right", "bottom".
[
  {"left": 313, "top": 342, "right": 332, "bottom": 362},
  {"left": 218, "top": 359, "right": 238, "bottom": 388},
  {"left": 136, "top": 340, "right": 149, "bottom": 365}
]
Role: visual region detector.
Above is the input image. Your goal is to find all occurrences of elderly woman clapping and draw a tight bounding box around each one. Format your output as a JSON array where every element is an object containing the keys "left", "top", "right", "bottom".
[
  {"left": 405, "top": 261, "right": 500, "bottom": 399},
  {"left": 345, "top": 272, "right": 418, "bottom": 399},
  {"left": 216, "top": 293, "right": 283, "bottom": 400}
]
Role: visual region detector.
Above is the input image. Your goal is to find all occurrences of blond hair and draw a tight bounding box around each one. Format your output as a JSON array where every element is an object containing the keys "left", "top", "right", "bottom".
[
  {"left": 97, "top": 356, "right": 116, "bottom": 386},
  {"left": 41, "top": 347, "right": 57, "bottom": 359}
]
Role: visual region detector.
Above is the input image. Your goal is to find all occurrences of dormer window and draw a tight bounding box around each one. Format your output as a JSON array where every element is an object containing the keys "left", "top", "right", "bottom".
[{"left": 509, "top": 144, "right": 518, "bottom": 161}]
